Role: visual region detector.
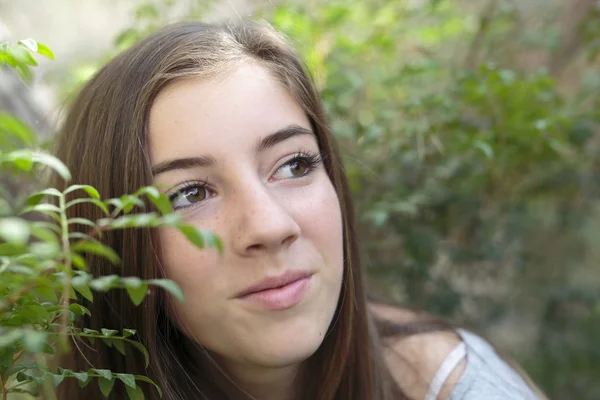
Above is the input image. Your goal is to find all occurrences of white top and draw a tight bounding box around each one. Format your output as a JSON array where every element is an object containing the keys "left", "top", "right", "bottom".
[{"left": 425, "top": 329, "right": 541, "bottom": 400}]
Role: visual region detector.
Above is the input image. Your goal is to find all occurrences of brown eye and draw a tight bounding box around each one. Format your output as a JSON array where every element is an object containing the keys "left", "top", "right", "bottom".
[
  {"left": 288, "top": 159, "right": 309, "bottom": 177},
  {"left": 184, "top": 187, "right": 208, "bottom": 202},
  {"left": 272, "top": 153, "right": 321, "bottom": 181},
  {"left": 169, "top": 184, "right": 211, "bottom": 210}
]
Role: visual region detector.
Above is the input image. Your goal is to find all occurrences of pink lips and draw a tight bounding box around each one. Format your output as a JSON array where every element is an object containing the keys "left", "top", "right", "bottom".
[{"left": 235, "top": 271, "right": 313, "bottom": 311}]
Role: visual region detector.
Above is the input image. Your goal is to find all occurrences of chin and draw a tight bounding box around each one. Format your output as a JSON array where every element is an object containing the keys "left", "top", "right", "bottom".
[{"left": 245, "top": 324, "right": 327, "bottom": 368}]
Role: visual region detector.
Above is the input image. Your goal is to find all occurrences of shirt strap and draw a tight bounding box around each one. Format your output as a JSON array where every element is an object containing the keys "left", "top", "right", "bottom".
[{"left": 424, "top": 341, "right": 467, "bottom": 400}]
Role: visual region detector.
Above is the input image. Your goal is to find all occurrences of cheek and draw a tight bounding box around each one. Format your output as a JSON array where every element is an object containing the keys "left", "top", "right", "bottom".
[
  {"left": 301, "top": 181, "right": 343, "bottom": 259},
  {"left": 158, "top": 227, "right": 223, "bottom": 321}
]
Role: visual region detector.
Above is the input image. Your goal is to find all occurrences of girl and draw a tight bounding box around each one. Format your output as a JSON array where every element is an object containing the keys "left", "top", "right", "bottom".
[{"left": 55, "top": 20, "right": 544, "bottom": 400}]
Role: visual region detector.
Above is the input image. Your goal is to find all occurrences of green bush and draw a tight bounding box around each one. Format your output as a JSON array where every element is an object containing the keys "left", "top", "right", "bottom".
[{"left": 0, "top": 40, "right": 221, "bottom": 399}]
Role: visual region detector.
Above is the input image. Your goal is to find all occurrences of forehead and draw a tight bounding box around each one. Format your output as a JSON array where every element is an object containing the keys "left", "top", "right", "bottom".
[{"left": 148, "top": 64, "right": 312, "bottom": 164}]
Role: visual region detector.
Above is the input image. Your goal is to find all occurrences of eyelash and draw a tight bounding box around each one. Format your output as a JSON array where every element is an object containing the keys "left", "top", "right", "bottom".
[{"left": 167, "top": 151, "right": 323, "bottom": 210}]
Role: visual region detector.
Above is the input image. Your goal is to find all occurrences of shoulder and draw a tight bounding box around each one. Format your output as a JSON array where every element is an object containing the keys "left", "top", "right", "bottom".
[
  {"left": 369, "top": 303, "right": 466, "bottom": 400},
  {"left": 448, "top": 329, "right": 544, "bottom": 400},
  {"left": 369, "top": 303, "right": 544, "bottom": 400}
]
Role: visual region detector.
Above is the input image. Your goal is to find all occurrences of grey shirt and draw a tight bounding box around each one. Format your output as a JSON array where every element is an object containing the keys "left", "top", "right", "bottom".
[{"left": 427, "top": 329, "right": 541, "bottom": 400}]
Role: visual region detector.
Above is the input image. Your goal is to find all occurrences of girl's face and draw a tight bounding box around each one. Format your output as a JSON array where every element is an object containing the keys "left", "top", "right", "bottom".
[{"left": 148, "top": 64, "right": 344, "bottom": 378}]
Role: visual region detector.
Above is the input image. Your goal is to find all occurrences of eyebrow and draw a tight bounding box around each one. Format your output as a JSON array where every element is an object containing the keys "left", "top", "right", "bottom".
[{"left": 151, "top": 124, "right": 314, "bottom": 176}]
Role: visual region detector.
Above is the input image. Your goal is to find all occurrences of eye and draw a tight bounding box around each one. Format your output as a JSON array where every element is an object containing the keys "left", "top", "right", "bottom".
[
  {"left": 168, "top": 182, "right": 213, "bottom": 210},
  {"left": 272, "top": 152, "right": 322, "bottom": 181}
]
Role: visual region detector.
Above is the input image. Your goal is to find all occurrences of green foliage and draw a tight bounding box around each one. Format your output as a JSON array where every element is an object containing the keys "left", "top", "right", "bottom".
[
  {"left": 264, "top": 1, "right": 600, "bottom": 397},
  {"left": 0, "top": 40, "right": 222, "bottom": 399},
  {"left": 0, "top": 39, "right": 54, "bottom": 82}
]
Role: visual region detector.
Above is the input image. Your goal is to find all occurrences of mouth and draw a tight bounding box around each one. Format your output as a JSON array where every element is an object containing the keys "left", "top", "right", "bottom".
[{"left": 235, "top": 271, "right": 314, "bottom": 311}]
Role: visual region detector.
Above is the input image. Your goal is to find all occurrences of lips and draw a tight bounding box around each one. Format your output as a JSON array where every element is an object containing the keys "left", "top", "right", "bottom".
[
  {"left": 235, "top": 270, "right": 313, "bottom": 298},
  {"left": 234, "top": 270, "right": 314, "bottom": 311}
]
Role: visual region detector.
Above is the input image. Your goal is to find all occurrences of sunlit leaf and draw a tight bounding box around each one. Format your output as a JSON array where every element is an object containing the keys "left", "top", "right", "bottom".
[
  {"left": 72, "top": 241, "right": 120, "bottom": 264},
  {"left": 68, "top": 303, "right": 91, "bottom": 316},
  {"left": 123, "top": 329, "right": 136, "bottom": 338},
  {"left": 64, "top": 184, "right": 100, "bottom": 199},
  {"left": 123, "top": 277, "right": 148, "bottom": 306},
  {"left": 36, "top": 42, "right": 55, "bottom": 59},
  {"left": 116, "top": 373, "right": 136, "bottom": 389},
  {"left": 100, "top": 328, "right": 118, "bottom": 337},
  {"left": 18, "top": 39, "right": 38, "bottom": 52},
  {"left": 137, "top": 186, "right": 173, "bottom": 215},
  {"left": 22, "top": 330, "right": 46, "bottom": 352},
  {"left": 91, "top": 369, "right": 112, "bottom": 381},
  {"left": 30, "top": 152, "right": 71, "bottom": 181},
  {"left": 0, "top": 217, "right": 30, "bottom": 244},
  {"left": 66, "top": 197, "right": 110, "bottom": 215},
  {"left": 177, "top": 224, "right": 223, "bottom": 253},
  {"left": 89, "top": 275, "right": 120, "bottom": 291},
  {"left": 148, "top": 279, "right": 184, "bottom": 302}
]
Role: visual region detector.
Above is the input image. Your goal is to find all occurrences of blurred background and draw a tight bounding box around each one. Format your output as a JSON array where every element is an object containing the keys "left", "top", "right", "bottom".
[{"left": 1, "top": 0, "right": 599, "bottom": 398}]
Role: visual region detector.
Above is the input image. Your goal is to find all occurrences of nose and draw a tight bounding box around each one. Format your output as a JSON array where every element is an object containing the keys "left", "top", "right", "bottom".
[{"left": 230, "top": 181, "right": 301, "bottom": 256}]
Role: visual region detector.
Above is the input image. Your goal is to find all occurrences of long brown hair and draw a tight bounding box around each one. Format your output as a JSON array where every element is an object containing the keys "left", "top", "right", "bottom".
[{"left": 54, "top": 20, "right": 414, "bottom": 399}]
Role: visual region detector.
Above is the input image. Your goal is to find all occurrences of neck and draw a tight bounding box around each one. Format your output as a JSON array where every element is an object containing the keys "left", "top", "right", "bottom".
[{"left": 211, "top": 356, "right": 301, "bottom": 400}]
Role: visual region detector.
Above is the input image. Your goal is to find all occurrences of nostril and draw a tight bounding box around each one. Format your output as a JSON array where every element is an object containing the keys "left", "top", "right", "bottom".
[{"left": 247, "top": 243, "right": 266, "bottom": 253}]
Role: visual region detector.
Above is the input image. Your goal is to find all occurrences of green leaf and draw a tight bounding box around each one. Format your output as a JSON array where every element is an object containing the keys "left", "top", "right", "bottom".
[
  {"left": 98, "top": 377, "right": 115, "bottom": 397},
  {"left": 66, "top": 197, "right": 109, "bottom": 215},
  {"left": 30, "top": 152, "right": 71, "bottom": 181},
  {"left": 69, "top": 303, "right": 91, "bottom": 316},
  {"left": 64, "top": 184, "right": 100, "bottom": 199},
  {"left": 34, "top": 285, "right": 57, "bottom": 302},
  {"left": 0, "top": 217, "right": 30, "bottom": 244},
  {"left": 148, "top": 279, "right": 184, "bottom": 302},
  {"left": 126, "top": 384, "right": 145, "bottom": 400},
  {"left": 116, "top": 373, "right": 136, "bottom": 389},
  {"left": 26, "top": 193, "right": 45, "bottom": 207},
  {"left": 1, "top": 149, "right": 32, "bottom": 170},
  {"left": 23, "top": 330, "right": 46, "bottom": 352},
  {"left": 30, "top": 224, "right": 60, "bottom": 244},
  {"left": 133, "top": 375, "right": 162, "bottom": 398},
  {"left": 123, "top": 277, "right": 148, "bottom": 306},
  {"left": 474, "top": 140, "right": 494, "bottom": 159},
  {"left": 39, "top": 188, "right": 62, "bottom": 197},
  {"left": 112, "top": 338, "right": 126, "bottom": 355},
  {"left": 71, "top": 253, "right": 88, "bottom": 271},
  {"left": 36, "top": 42, "right": 54, "bottom": 59},
  {"left": 68, "top": 218, "right": 97, "bottom": 229},
  {"left": 0, "top": 330, "right": 23, "bottom": 348},
  {"left": 7, "top": 388, "right": 40, "bottom": 396},
  {"left": 128, "top": 340, "right": 150, "bottom": 368},
  {"left": 137, "top": 186, "right": 173, "bottom": 215},
  {"left": 120, "top": 195, "right": 145, "bottom": 213},
  {"left": 92, "top": 369, "right": 112, "bottom": 380},
  {"left": 18, "top": 39, "right": 38, "bottom": 52},
  {"left": 23, "top": 203, "right": 61, "bottom": 215},
  {"left": 51, "top": 373, "right": 65, "bottom": 387},
  {"left": 177, "top": 224, "right": 223, "bottom": 253},
  {"left": 73, "top": 273, "right": 93, "bottom": 301},
  {"left": 16, "top": 371, "right": 42, "bottom": 385},
  {"left": 72, "top": 371, "right": 89, "bottom": 383},
  {"left": 123, "top": 329, "right": 136, "bottom": 338},
  {"left": 102, "top": 213, "right": 159, "bottom": 230},
  {"left": 0, "top": 113, "right": 36, "bottom": 146},
  {"left": 0, "top": 242, "right": 28, "bottom": 256},
  {"left": 101, "top": 328, "right": 118, "bottom": 337},
  {"left": 72, "top": 241, "right": 120, "bottom": 264},
  {"left": 89, "top": 275, "right": 120, "bottom": 291}
]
